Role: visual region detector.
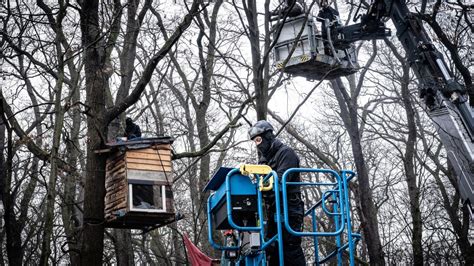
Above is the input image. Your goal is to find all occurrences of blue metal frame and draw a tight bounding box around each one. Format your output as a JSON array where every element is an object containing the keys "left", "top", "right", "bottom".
[{"left": 207, "top": 167, "right": 360, "bottom": 265}]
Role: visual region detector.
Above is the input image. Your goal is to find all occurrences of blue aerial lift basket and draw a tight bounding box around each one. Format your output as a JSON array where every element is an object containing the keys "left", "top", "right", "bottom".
[
  {"left": 204, "top": 167, "right": 258, "bottom": 230},
  {"left": 205, "top": 166, "right": 362, "bottom": 266}
]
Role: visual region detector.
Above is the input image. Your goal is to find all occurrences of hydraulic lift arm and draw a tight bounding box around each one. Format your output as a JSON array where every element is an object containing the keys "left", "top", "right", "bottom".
[{"left": 337, "top": 0, "right": 474, "bottom": 218}]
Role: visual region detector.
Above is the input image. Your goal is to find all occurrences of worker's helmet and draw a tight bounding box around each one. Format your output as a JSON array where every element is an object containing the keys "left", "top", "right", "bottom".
[
  {"left": 248, "top": 120, "right": 274, "bottom": 140},
  {"left": 319, "top": 0, "right": 329, "bottom": 7}
]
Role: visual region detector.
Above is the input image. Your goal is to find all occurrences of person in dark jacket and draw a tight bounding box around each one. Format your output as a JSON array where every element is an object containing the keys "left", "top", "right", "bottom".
[
  {"left": 270, "top": 0, "right": 306, "bottom": 21},
  {"left": 125, "top": 117, "right": 142, "bottom": 140},
  {"left": 317, "top": 0, "right": 341, "bottom": 55},
  {"left": 248, "top": 120, "right": 306, "bottom": 266}
]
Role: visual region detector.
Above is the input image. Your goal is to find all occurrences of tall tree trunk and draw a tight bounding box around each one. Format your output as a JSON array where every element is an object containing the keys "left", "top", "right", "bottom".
[
  {"left": 80, "top": 67, "right": 108, "bottom": 266},
  {"left": 193, "top": 0, "right": 223, "bottom": 256},
  {"left": 112, "top": 230, "right": 134, "bottom": 265},
  {"left": 79, "top": 0, "right": 109, "bottom": 264},
  {"left": 40, "top": 7, "right": 67, "bottom": 262},
  {"left": 171, "top": 225, "right": 185, "bottom": 265},
  {"left": 384, "top": 37, "right": 424, "bottom": 264},
  {"left": 331, "top": 78, "right": 385, "bottom": 264},
  {"left": 62, "top": 85, "right": 82, "bottom": 265},
  {"left": 458, "top": 204, "right": 474, "bottom": 264},
  {"left": 0, "top": 112, "right": 7, "bottom": 265},
  {"left": 399, "top": 64, "right": 423, "bottom": 265},
  {"left": 0, "top": 111, "right": 22, "bottom": 265},
  {"left": 243, "top": 0, "right": 267, "bottom": 120}
]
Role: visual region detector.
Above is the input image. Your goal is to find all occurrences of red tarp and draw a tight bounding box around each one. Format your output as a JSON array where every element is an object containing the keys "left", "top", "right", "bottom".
[{"left": 183, "top": 234, "right": 217, "bottom": 266}]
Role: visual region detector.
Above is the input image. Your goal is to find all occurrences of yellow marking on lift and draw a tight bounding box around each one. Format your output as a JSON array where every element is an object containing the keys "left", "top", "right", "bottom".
[
  {"left": 239, "top": 164, "right": 274, "bottom": 192},
  {"left": 239, "top": 164, "right": 272, "bottom": 175},
  {"left": 300, "top": 54, "right": 310, "bottom": 62}
]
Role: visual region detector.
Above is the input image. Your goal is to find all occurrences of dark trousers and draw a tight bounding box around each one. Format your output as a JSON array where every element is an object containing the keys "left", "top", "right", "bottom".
[{"left": 265, "top": 193, "right": 306, "bottom": 266}]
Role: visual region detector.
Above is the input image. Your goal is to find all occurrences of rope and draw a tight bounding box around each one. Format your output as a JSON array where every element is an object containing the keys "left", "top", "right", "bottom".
[{"left": 154, "top": 144, "right": 171, "bottom": 186}]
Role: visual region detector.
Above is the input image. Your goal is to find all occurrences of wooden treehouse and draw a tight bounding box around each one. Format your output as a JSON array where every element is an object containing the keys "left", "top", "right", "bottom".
[{"left": 100, "top": 137, "right": 179, "bottom": 229}]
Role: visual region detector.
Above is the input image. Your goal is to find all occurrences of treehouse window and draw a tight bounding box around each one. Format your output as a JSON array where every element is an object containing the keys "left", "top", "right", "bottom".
[{"left": 129, "top": 182, "right": 166, "bottom": 212}]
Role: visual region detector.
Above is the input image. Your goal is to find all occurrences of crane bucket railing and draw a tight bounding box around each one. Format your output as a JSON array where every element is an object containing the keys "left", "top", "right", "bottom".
[{"left": 206, "top": 167, "right": 360, "bottom": 266}]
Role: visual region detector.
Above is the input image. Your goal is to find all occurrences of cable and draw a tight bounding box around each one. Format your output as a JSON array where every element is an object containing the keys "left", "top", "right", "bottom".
[{"left": 275, "top": 66, "right": 342, "bottom": 137}]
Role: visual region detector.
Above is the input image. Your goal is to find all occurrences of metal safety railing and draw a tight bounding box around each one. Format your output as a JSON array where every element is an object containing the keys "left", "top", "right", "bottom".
[
  {"left": 206, "top": 167, "right": 360, "bottom": 266},
  {"left": 281, "top": 169, "right": 360, "bottom": 265}
]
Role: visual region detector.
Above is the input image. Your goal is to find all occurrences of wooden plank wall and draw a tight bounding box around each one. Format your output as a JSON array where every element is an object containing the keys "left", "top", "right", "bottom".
[
  {"left": 125, "top": 144, "right": 172, "bottom": 173},
  {"left": 105, "top": 152, "right": 128, "bottom": 221}
]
